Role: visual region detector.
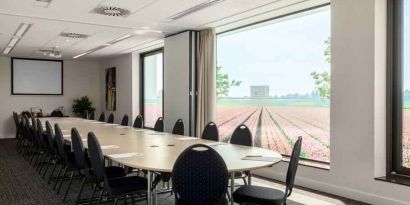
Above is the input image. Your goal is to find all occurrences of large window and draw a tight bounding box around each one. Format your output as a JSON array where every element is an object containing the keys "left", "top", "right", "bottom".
[
  {"left": 388, "top": 0, "right": 410, "bottom": 176},
  {"left": 141, "top": 49, "right": 163, "bottom": 128},
  {"left": 216, "top": 6, "right": 331, "bottom": 163}
]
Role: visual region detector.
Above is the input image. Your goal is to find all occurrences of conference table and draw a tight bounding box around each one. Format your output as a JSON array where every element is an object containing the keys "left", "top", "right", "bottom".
[{"left": 42, "top": 117, "right": 282, "bottom": 205}]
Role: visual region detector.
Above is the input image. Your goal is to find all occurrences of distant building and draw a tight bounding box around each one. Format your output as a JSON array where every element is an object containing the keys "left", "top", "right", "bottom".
[{"left": 250, "top": 86, "right": 269, "bottom": 98}]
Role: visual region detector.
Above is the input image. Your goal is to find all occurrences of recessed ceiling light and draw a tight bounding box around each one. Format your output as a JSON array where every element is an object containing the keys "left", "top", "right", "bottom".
[
  {"left": 169, "top": 0, "right": 226, "bottom": 20},
  {"left": 2, "top": 23, "right": 31, "bottom": 55},
  {"left": 72, "top": 34, "right": 133, "bottom": 59}
]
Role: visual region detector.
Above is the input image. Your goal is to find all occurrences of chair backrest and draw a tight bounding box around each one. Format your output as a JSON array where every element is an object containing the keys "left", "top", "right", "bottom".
[
  {"left": 153, "top": 117, "right": 164, "bottom": 132},
  {"left": 284, "top": 136, "right": 303, "bottom": 199},
  {"left": 35, "top": 119, "right": 45, "bottom": 147},
  {"left": 45, "top": 121, "right": 56, "bottom": 153},
  {"left": 54, "top": 123, "right": 68, "bottom": 162},
  {"left": 121, "top": 114, "right": 129, "bottom": 126},
  {"left": 107, "top": 113, "right": 114, "bottom": 123},
  {"left": 87, "top": 132, "right": 109, "bottom": 188},
  {"left": 71, "top": 128, "right": 88, "bottom": 171},
  {"left": 230, "top": 124, "right": 253, "bottom": 146},
  {"left": 201, "top": 122, "right": 219, "bottom": 141},
  {"left": 50, "top": 109, "right": 64, "bottom": 117},
  {"left": 133, "top": 115, "right": 144, "bottom": 128},
  {"left": 172, "top": 119, "right": 184, "bottom": 135},
  {"left": 21, "top": 110, "right": 32, "bottom": 118},
  {"left": 172, "top": 144, "right": 228, "bottom": 205},
  {"left": 98, "top": 112, "right": 105, "bottom": 122}
]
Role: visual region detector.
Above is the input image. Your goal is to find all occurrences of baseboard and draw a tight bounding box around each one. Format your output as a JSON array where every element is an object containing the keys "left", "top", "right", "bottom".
[{"left": 255, "top": 169, "right": 410, "bottom": 205}]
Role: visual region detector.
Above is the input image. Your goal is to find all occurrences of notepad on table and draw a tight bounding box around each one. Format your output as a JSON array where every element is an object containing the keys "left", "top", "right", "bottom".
[
  {"left": 207, "top": 142, "right": 226, "bottom": 146},
  {"left": 175, "top": 137, "right": 200, "bottom": 141},
  {"left": 63, "top": 134, "right": 71, "bottom": 138},
  {"left": 108, "top": 152, "right": 143, "bottom": 159},
  {"left": 115, "top": 126, "right": 128, "bottom": 129},
  {"left": 101, "top": 145, "right": 120, "bottom": 150},
  {"left": 241, "top": 155, "right": 280, "bottom": 162}
]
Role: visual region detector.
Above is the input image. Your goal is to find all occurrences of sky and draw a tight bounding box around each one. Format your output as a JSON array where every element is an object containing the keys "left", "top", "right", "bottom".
[
  {"left": 403, "top": 0, "right": 410, "bottom": 90},
  {"left": 217, "top": 7, "right": 330, "bottom": 97}
]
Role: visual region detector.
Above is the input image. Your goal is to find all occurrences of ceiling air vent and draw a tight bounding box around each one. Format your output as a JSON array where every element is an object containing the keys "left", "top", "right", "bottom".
[
  {"left": 92, "top": 6, "right": 131, "bottom": 17},
  {"left": 60, "top": 32, "right": 89, "bottom": 39}
]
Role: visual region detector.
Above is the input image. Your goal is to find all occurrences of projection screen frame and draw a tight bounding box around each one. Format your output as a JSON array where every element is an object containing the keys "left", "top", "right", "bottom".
[{"left": 11, "top": 58, "right": 64, "bottom": 95}]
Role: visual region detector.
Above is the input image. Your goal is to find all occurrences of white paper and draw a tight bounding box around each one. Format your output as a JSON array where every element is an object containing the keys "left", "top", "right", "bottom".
[
  {"left": 104, "top": 124, "right": 118, "bottom": 126},
  {"left": 101, "top": 145, "right": 120, "bottom": 150},
  {"left": 207, "top": 142, "right": 226, "bottom": 146},
  {"left": 63, "top": 134, "right": 71, "bottom": 138},
  {"left": 108, "top": 152, "right": 143, "bottom": 159},
  {"left": 175, "top": 137, "right": 200, "bottom": 141},
  {"left": 115, "top": 126, "right": 129, "bottom": 129}
]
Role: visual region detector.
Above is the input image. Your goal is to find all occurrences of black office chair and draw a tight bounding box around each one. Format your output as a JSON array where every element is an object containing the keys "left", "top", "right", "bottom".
[
  {"left": 107, "top": 113, "right": 114, "bottom": 123},
  {"left": 121, "top": 114, "right": 129, "bottom": 126},
  {"left": 230, "top": 124, "right": 253, "bottom": 146},
  {"left": 133, "top": 115, "right": 144, "bottom": 128},
  {"left": 173, "top": 144, "right": 228, "bottom": 205},
  {"left": 87, "top": 132, "right": 148, "bottom": 204},
  {"left": 98, "top": 112, "right": 105, "bottom": 122},
  {"left": 53, "top": 123, "right": 77, "bottom": 201},
  {"left": 230, "top": 124, "right": 253, "bottom": 186},
  {"left": 71, "top": 128, "right": 126, "bottom": 204},
  {"left": 201, "top": 122, "right": 219, "bottom": 141},
  {"left": 172, "top": 119, "right": 184, "bottom": 135},
  {"left": 154, "top": 117, "right": 164, "bottom": 132},
  {"left": 233, "top": 137, "right": 303, "bottom": 205},
  {"left": 50, "top": 109, "right": 64, "bottom": 117}
]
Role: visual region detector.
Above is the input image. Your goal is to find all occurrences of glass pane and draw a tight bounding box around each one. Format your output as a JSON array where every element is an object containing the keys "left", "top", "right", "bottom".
[
  {"left": 143, "top": 52, "right": 163, "bottom": 128},
  {"left": 402, "top": 0, "right": 410, "bottom": 168},
  {"left": 216, "top": 7, "right": 331, "bottom": 163}
]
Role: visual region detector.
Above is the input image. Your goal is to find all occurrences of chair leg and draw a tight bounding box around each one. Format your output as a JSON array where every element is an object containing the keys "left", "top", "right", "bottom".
[
  {"left": 97, "top": 189, "right": 105, "bottom": 205},
  {"left": 63, "top": 170, "right": 75, "bottom": 202},
  {"left": 52, "top": 164, "right": 63, "bottom": 189},
  {"left": 42, "top": 155, "right": 52, "bottom": 178},
  {"left": 48, "top": 161, "right": 57, "bottom": 184},
  {"left": 57, "top": 167, "right": 68, "bottom": 194},
  {"left": 113, "top": 198, "right": 118, "bottom": 205},
  {"left": 75, "top": 177, "right": 86, "bottom": 205},
  {"left": 89, "top": 184, "right": 97, "bottom": 205}
]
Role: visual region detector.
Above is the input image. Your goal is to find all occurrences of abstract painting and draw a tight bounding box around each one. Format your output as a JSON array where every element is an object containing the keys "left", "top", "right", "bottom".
[{"left": 105, "top": 67, "right": 116, "bottom": 110}]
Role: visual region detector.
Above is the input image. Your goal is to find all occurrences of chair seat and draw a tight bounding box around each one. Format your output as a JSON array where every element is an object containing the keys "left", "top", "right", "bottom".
[
  {"left": 232, "top": 185, "right": 285, "bottom": 205},
  {"left": 177, "top": 197, "right": 228, "bottom": 205},
  {"left": 106, "top": 166, "right": 126, "bottom": 179},
  {"left": 108, "top": 176, "right": 148, "bottom": 196}
]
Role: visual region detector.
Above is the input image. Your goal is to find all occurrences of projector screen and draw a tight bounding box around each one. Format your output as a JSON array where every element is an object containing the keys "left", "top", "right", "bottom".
[{"left": 12, "top": 58, "right": 63, "bottom": 95}]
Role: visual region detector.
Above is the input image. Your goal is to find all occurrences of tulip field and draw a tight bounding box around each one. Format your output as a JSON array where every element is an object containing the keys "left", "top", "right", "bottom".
[
  {"left": 216, "top": 98, "right": 330, "bottom": 163},
  {"left": 403, "top": 109, "right": 410, "bottom": 168}
]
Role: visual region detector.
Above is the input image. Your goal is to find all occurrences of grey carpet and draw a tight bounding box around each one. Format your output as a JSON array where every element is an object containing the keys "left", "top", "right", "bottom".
[{"left": 0, "top": 139, "right": 366, "bottom": 205}]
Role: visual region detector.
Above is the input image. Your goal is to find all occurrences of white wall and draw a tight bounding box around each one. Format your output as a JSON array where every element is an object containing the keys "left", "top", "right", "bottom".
[
  {"left": 96, "top": 53, "right": 139, "bottom": 125},
  {"left": 0, "top": 56, "right": 101, "bottom": 138},
  {"left": 255, "top": 0, "right": 410, "bottom": 205}
]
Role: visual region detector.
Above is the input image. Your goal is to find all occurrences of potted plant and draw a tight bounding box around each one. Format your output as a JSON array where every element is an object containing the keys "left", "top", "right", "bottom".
[{"left": 72, "top": 96, "right": 95, "bottom": 119}]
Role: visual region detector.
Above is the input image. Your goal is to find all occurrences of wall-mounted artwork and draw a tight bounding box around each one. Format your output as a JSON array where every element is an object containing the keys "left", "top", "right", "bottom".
[{"left": 105, "top": 67, "right": 116, "bottom": 111}]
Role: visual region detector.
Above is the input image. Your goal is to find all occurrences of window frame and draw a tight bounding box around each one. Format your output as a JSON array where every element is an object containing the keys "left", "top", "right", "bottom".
[
  {"left": 387, "top": 0, "right": 410, "bottom": 177},
  {"left": 140, "top": 48, "right": 164, "bottom": 129},
  {"left": 215, "top": 4, "right": 331, "bottom": 165}
]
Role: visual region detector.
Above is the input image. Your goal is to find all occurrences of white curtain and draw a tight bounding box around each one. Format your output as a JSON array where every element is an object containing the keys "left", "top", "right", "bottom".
[{"left": 196, "top": 29, "right": 217, "bottom": 137}]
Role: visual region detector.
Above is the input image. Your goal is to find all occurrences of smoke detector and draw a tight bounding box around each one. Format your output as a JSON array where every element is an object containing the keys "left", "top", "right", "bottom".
[
  {"left": 60, "top": 32, "right": 89, "bottom": 39},
  {"left": 92, "top": 6, "right": 131, "bottom": 17}
]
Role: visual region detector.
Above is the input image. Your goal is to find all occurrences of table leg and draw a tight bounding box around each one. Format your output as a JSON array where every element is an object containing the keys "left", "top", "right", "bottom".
[
  {"left": 230, "top": 172, "right": 235, "bottom": 205},
  {"left": 154, "top": 182, "right": 158, "bottom": 205},
  {"left": 248, "top": 170, "right": 252, "bottom": 185},
  {"left": 147, "top": 171, "right": 152, "bottom": 205}
]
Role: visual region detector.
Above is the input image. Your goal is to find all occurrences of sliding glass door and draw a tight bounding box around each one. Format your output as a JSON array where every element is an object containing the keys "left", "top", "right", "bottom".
[{"left": 141, "top": 49, "right": 163, "bottom": 128}]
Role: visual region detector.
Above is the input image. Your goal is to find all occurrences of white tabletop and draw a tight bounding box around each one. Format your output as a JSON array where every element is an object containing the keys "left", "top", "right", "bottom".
[{"left": 43, "top": 117, "right": 282, "bottom": 173}]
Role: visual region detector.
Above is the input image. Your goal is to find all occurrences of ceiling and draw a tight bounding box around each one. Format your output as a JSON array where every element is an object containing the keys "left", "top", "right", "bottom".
[{"left": 0, "top": 0, "right": 328, "bottom": 60}]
